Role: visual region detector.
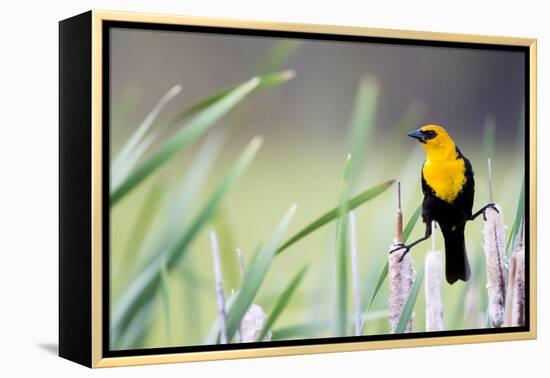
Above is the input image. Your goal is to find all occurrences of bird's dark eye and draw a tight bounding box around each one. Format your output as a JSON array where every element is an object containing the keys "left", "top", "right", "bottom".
[{"left": 423, "top": 130, "right": 437, "bottom": 140}]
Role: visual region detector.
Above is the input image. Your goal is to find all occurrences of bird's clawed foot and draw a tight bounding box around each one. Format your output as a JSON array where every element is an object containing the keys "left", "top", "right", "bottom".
[
  {"left": 480, "top": 203, "right": 499, "bottom": 221},
  {"left": 389, "top": 243, "right": 411, "bottom": 263},
  {"left": 470, "top": 202, "right": 499, "bottom": 221}
]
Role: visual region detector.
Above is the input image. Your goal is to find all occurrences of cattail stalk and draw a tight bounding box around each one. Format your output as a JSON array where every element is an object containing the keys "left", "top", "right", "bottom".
[
  {"left": 396, "top": 181, "right": 403, "bottom": 243},
  {"left": 239, "top": 304, "right": 272, "bottom": 342},
  {"left": 504, "top": 217, "right": 526, "bottom": 326},
  {"left": 389, "top": 181, "right": 414, "bottom": 333},
  {"left": 483, "top": 159, "right": 507, "bottom": 328},
  {"left": 510, "top": 247, "right": 525, "bottom": 326},
  {"left": 210, "top": 231, "right": 228, "bottom": 343},
  {"left": 425, "top": 222, "right": 444, "bottom": 331},
  {"left": 349, "top": 211, "right": 362, "bottom": 336}
]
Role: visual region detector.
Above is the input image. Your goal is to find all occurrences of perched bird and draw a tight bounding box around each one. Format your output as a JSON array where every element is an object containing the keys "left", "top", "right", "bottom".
[{"left": 392, "top": 124, "right": 496, "bottom": 284}]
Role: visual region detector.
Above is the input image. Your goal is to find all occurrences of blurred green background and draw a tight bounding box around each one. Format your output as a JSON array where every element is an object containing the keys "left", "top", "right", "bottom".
[{"left": 109, "top": 27, "right": 525, "bottom": 350}]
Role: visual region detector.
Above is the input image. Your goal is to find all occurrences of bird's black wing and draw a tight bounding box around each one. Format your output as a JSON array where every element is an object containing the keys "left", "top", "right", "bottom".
[{"left": 454, "top": 146, "right": 475, "bottom": 219}]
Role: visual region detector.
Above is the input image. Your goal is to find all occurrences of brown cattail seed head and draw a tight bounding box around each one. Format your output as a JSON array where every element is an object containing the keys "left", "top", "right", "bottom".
[
  {"left": 511, "top": 247, "right": 526, "bottom": 326},
  {"left": 389, "top": 244, "right": 414, "bottom": 333}
]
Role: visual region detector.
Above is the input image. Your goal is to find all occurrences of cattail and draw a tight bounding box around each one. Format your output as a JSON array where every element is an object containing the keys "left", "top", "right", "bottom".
[
  {"left": 235, "top": 248, "right": 272, "bottom": 342},
  {"left": 210, "top": 231, "right": 228, "bottom": 343},
  {"left": 504, "top": 217, "right": 526, "bottom": 327},
  {"left": 510, "top": 247, "right": 525, "bottom": 326},
  {"left": 425, "top": 222, "right": 444, "bottom": 331},
  {"left": 483, "top": 159, "right": 507, "bottom": 328},
  {"left": 239, "top": 304, "right": 272, "bottom": 342},
  {"left": 389, "top": 181, "right": 414, "bottom": 333},
  {"left": 389, "top": 249, "right": 413, "bottom": 333}
]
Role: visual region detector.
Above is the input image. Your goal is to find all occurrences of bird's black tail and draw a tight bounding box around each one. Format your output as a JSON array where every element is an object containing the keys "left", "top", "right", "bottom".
[{"left": 441, "top": 224, "right": 471, "bottom": 284}]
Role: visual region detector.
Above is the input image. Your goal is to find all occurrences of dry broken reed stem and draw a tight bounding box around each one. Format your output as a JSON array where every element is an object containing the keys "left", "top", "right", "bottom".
[
  {"left": 487, "top": 159, "right": 494, "bottom": 203},
  {"left": 210, "top": 231, "right": 228, "bottom": 344},
  {"left": 389, "top": 181, "right": 413, "bottom": 333},
  {"left": 425, "top": 222, "right": 444, "bottom": 331},
  {"left": 349, "top": 211, "right": 362, "bottom": 336},
  {"left": 239, "top": 304, "right": 272, "bottom": 342}
]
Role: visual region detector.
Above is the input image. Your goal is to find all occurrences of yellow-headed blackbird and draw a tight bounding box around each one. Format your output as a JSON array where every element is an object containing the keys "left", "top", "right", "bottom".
[{"left": 392, "top": 124, "right": 497, "bottom": 284}]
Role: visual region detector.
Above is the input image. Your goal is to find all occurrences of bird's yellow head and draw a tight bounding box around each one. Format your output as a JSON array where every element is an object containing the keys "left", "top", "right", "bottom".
[{"left": 407, "top": 124, "right": 456, "bottom": 155}]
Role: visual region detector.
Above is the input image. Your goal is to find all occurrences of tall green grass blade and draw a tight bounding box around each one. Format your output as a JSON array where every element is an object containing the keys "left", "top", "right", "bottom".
[
  {"left": 257, "top": 41, "right": 301, "bottom": 74},
  {"left": 506, "top": 176, "right": 525, "bottom": 255},
  {"left": 111, "top": 78, "right": 260, "bottom": 205},
  {"left": 112, "top": 131, "right": 160, "bottom": 192},
  {"left": 118, "top": 186, "right": 163, "bottom": 277},
  {"left": 114, "top": 300, "right": 155, "bottom": 349},
  {"left": 212, "top": 208, "right": 240, "bottom": 290},
  {"left": 403, "top": 204, "right": 423, "bottom": 243},
  {"left": 131, "top": 131, "right": 226, "bottom": 278},
  {"left": 395, "top": 265, "right": 425, "bottom": 333},
  {"left": 171, "top": 131, "right": 227, "bottom": 219},
  {"left": 257, "top": 265, "right": 308, "bottom": 341},
  {"left": 277, "top": 179, "right": 395, "bottom": 254},
  {"left": 364, "top": 204, "right": 421, "bottom": 313},
  {"left": 205, "top": 205, "right": 297, "bottom": 344},
  {"left": 112, "top": 85, "right": 182, "bottom": 190},
  {"left": 348, "top": 76, "right": 379, "bottom": 188},
  {"left": 159, "top": 259, "right": 172, "bottom": 344},
  {"left": 203, "top": 291, "right": 238, "bottom": 344},
  {"left": 166, "top": 70, "right": 295, "bottom": 128},
  {"left": 364, "top": 263, "right": 388, "bottom": 317},
  {"left": 334, "top": 155, "right": 351, "bottom": 336},
  {"left": 111, "top": 265, "right": 158, "bottom": 349},
  {"left": 111, "top": 137, "right": 262, "bottom": 345},
  {"left": 226, "top": 205, "right": 297, "bottom": 341},
  {"left": 165, "top": 136, "right": 262, "bottom": 269},
  {"left": 110, "top": 86, "right": 140, "bottom": 150}
]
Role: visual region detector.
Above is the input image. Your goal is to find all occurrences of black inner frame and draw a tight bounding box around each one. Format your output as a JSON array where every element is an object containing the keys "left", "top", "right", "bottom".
[{"left": 102, "top": 20, "right": 531, "bottom": 358}]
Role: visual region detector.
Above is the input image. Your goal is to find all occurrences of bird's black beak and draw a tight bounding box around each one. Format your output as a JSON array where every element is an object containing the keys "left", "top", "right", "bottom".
[{"left": 408, "top": 129, "right": 427, "bottom": 143}]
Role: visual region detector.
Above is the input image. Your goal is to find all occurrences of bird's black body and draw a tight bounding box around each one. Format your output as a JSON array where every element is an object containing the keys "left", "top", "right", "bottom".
[
  {"left": 421, "top": 146, "right": 475, "bottom": 284},
  {"left": 395, "top": 125, "right": 497, "bottom": 284}
]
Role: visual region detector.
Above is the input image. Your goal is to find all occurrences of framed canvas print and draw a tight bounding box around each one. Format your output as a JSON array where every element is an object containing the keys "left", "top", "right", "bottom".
[{"left": 59, "top": 10, "right": 537, "bottom": 368}]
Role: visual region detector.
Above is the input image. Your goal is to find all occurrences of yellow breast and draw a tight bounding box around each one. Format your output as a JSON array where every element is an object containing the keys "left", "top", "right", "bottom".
[{"left": 422, "top": 158, "right": 466, "bottom": 203}]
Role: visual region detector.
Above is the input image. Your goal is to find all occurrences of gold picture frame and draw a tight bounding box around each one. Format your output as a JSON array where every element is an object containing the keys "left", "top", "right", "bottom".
[{"left": 59, "top": 10, "right": 537, "bottom": 368}]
